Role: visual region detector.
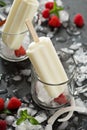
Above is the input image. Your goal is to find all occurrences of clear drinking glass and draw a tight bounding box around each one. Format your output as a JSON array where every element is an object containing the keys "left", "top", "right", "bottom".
[
  {"left": 0, "top": 4, "right": 32, "bottom": 62},
  {"left": 0, "top": 30, "right": 31, "bottom": 62},
  {"left": 31, "top": 51, "right": 76, "bottom": 110},
  {"left": 0, "top": 3, "right": 31, "bottom": 62}
]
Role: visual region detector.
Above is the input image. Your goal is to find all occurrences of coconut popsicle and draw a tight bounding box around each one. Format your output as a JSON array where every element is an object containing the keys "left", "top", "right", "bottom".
[
  {"left": 26, "top": 20, "right": 68, "bottom": 98},
  {"left": 2, "top": 0, "right": 39, "bottom": 50}
]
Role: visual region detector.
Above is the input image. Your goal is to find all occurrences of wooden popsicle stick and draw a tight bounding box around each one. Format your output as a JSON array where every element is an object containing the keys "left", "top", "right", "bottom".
[{"left": 25, "top": 19, "right": 39, "bottom": 43}]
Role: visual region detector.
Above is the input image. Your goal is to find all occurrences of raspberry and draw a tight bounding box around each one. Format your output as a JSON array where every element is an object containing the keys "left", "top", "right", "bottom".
[
  {"left": 0, "top": 98, "right": 4, "bottom": 111},
  {"left": 54, "top": 94, "right": 68, "bottom": 104},
  {"left": 45, "top": 2, "right": 54, "bottom": 10},
  {"left": 73, "top": 13, "right": 84, "bottom": 27},
  {"left": 7, "top": 97, "right": 22, "bottom": 110},
  {"left": 48, "top": 15, "right": 61, "bottom": 27},
  {"left": 42, "top": 8, "right": 50, "bottom": 19},
  {"left": 0, "top": 20, "right": 6, "bottom": 26},
  {"left": 0, "top": 120, "right": 7, "bottom": 130},
  {"left": 14, "top": 46, "right": 26, "bottom": 57}
]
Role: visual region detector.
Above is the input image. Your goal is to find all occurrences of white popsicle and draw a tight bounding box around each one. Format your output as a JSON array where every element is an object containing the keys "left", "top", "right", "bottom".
[
  {"left": 2, "top": 0, "right": 39, "bottom": 50},
  {"left": 26, "top": 20, "right": 68, "bottom": 98}
]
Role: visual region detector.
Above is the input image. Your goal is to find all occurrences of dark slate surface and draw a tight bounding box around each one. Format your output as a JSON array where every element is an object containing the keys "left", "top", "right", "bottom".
[{"left": 0, "top": 0, "right": 87, "bottom": 130}]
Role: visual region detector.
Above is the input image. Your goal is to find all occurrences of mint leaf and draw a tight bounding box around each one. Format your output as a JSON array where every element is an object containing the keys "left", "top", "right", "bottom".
[
  {"left": 16, "top": 110, "right": 39, "bottom": 125},
  {"left": 20, "top": 109, "right": 27, "bottom": 117},
  {"left": 16, "top": 117, "right": 26, "bottom": 125},
  {"left": 0, "top": 109, "right": 12, "bottom": 115},
  {"left": 0, "top": 1, "right": 6, "bottom": 7},
  {"left": 29, "top": 118, "right": 39, "bottom": 125},
  {"left": 57, "top": 6, "right": 64, "bottom": 11},
  {"left": 3, "top": 109, "right": 12, "bottom": 114},
  {"left": 50, "top": 0, "right": 64, "bottom": 17}
]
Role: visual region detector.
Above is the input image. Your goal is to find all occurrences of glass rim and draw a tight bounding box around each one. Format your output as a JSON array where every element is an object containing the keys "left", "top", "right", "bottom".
[
  {"left": 0, "top": 29, "right": 29, "bottom": 35},
  {"left": 32, "top": 66, "right": 76, "bottom": 86},
  {"left": 37, "top": 70, "right": 75, "bottom": 86}
]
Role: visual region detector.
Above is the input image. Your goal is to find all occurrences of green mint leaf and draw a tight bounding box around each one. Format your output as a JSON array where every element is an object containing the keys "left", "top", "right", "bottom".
[
  {"left": 16, "top": 110, "right": 39, "bottom": 125},
  {"left": 0, "top": 109, "right": 12, "bottom": 115},
  {"left": 3, "top": 109, "right": 12, "bottom": 114},
  {"left": 20, "top": 109, "right": 27, "bottom": 117},
  {"left": 0, "top": 1, "right": 6, "bottom": 7},
  {"left": 50, "top": 9, "right": 55, "bottom": 14},
  {"left": 16, "top": 117, "right": 26, "bottom": 125},
  {"left": 57, "top": 6, "right": 64, "bottom": 11},
  {"left": 50, "top": 0, "right": 64, "bottom": 17},
  {"left": 29, "top": 117, "right": 39, "bottom": 125}
]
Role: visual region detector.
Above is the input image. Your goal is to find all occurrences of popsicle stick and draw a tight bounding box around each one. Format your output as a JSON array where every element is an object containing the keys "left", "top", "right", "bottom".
[{"left": 25, "top": 19, "right": 39, "bottom": 43}]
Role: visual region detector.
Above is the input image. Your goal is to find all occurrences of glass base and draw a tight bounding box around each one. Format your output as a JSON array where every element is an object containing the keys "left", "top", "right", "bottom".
[
  {"left": 31, "top": 69, "right": 72, "bottom": 110},
  {"left": 31, "top": 81, "right": 70, "bottom": 110},
  {"left": 0, "top": 53, "right": 28, "bottom": 62},
  {"left": 0, "top": 42, "right": 28, "bottom": 62}
]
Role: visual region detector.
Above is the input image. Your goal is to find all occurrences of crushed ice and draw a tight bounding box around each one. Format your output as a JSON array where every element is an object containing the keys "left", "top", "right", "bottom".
[
  {"left": 20, "top": 69, "right": 31, "bottom": 76},
  {"left": 60, "top": 42, "right": 87, "bottom": 90},
  {"left": 59, "top": 10, "right": 69, "bottom": 23}
]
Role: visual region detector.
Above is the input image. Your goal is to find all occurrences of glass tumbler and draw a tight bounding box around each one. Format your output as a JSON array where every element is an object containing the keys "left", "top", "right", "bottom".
[
  {"left": 31, "top": 51, "right": 76, "bottom": 110},
  {"left": 0, "top": 30, "right": 31, "bottom": 62},
  {"left": 0, "top": 4, "right": 30, "bottom": 62},
  {"left": 0, "top": 3, "right": 34, "bottom": 62}
]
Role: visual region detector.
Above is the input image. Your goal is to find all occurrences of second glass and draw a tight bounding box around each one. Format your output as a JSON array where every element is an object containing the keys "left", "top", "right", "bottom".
[
  {"left": 0, "top": 30, "right": 31, "bottom": 62},
  {"left": 31, "top": 51, "right": 76, "bottom": 110}
]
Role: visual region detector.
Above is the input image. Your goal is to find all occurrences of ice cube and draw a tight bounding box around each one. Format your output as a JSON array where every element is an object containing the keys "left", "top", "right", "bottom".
[
  {"left": 36, "top": 81, "right": 52, "bottom": 104},
  {"left": 21, "top": 69, "right": 31, "bottom": 76},
  {"left": 75, "top": 97, "right": 87, "bottom": 114},
  {"left": 69, "top": 43, "right": 82, "bottom": 50},
  {"left": 25, "top": 120, "right": 43, "bottom": 130},
  {"left": 45, "top": 124, "right": 52, "bottom": 130},
  {"left": 5, "top": 116, "right": 15, "bottom": 125},
  {"left": 47, "top": 32, "right": 54, "bottom": 39},
  {"left": 74, "top": 48, "right": 87, "bottom": 64},
  {"left": 59, "top": 10, "right": 69, "bottom": 23},
  {"left": 12, "top": 75, "right": 22, "bottom": 81},
  {"left": 35, "top": 112, "right": 47, "bottom": 123},
  {"left": 61, "top": 48, "right": 74, "bottom": 54},
  {"left": 15, "top": 122, "right": 26, "bottom": 130},
  {"left": 56, "top": 0, "right": 63, "bottom": 6},
  {"left": 58, "top": 121, "right": 69, "bottom": 130}
]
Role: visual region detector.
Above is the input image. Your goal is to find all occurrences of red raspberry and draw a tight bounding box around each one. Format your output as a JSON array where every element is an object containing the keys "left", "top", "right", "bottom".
[
  {"left": 48, "top": 15, "right": 61, "bottom": 27},
  {"left": 14, "top": 46, "right": 26, "bottom": 57},
  {"left": 0, "top": 98, "right": 4, "bottom": 111},
  {"left": 45, "top": 2, "right": 54, "bottom": 10},
  {"left": 0, "top": 19, "right": 6, "bottom": 26},
  {"left": 7, "top": 97, "right": 22, "bottom": 110},
  {"left": 54, "top": 94, "right": 68, "bottom": 104},
  {"left": 73, "top": 13, "right": 84, "bottom": 27},
  {"left": 0, "top": 120, "right": 7, "bottom": 130},
  {"left": 42, "top": 8, "right": 50, "bottom": 19}
]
